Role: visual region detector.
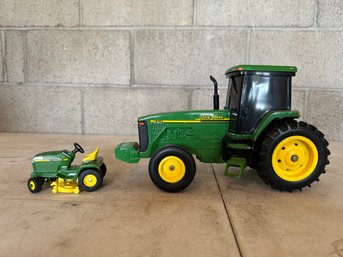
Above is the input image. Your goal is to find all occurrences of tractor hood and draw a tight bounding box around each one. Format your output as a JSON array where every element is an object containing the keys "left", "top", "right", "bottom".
[
  {"left": 138, "top": 110, "right": 230, "bottom": 123},
  {"left": 136, "top": 109, "right": 231, "bottom": 163}
]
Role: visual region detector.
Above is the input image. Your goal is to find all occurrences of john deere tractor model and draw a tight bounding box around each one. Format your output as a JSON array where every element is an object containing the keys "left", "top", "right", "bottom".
[
  {"left": 28, "top": 143, "right": 107, "bottom": 194},
  {"left": 115, "top": 65, "right": 330, "bottom": 193}
]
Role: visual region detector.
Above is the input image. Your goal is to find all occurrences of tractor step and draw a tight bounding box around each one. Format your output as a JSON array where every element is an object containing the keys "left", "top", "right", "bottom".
[
  {"left": 227, "top": 143, "right": 251, "bottom": 150},
  {"left": 224, "top": 157, "right": 247, "bottom": 178}
]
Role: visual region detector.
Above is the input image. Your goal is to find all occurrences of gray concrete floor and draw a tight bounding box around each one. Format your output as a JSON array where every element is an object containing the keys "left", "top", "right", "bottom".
[{"left": 0, "top": 133, "right": 342, "bottom": 257}]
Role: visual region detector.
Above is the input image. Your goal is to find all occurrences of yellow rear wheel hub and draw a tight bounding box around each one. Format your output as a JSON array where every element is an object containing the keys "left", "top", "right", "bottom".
[
  {"left": 272, "top": 136, "right": 318, "bottom": 182},
  {"left": 158, "top": 156, "right": 186, "bottom": 183},
  {"left": 29, "top": 180, "right": 36, "bottom": 190},
  {"left": 83, "top": 174, "right": 97, "bottom": 187}
]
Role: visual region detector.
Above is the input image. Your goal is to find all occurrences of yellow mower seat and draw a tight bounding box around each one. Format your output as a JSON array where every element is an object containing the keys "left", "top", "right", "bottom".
[{"left": 82, "top": 147, "right": 99, "bottom": 163}]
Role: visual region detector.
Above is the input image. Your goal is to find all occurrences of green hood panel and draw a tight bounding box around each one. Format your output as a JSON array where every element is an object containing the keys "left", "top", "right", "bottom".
[
  {"left": 138, "top": 110, "right": 230, "bottom": 123},
  {"left": 32, "top": 150, "right": 74, "bottom": 178},
  {"left": 33, "top": 150, "right": 66, "bottom": 158},
  {"left": 138, "top": 110, "right": 231, "bottom": 163},
  {"left": 32, "top": 150, "right": 72, "bottom": 162}
]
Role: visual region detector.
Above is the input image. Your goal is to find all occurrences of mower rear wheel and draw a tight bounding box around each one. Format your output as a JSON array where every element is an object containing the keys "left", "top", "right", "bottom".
[
  {"left": 78, "top": 169, "right": 103, "bottom": 192},
  {"left": 257, "top": 120, "right": 330, "bottom": 192},
  {"left": 100, "top": 164, "right": 107, "bottom": 178},
  {"left": 149, "top": 146, "right": 196, "bottom": 193},
  {"left": 27, "top": 177, "right": 44, "bottom": 193}
]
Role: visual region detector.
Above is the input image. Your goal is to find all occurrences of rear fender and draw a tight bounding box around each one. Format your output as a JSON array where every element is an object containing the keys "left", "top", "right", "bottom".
[
  {"left": 56, "top": 157, "right": 104, "bottom": 180},
  {"left": 253, "top": 110, "right": 300, "bottom": 140},
  {"left": 225, "top": 110, "right": 300, "bottom": 142},
  {"left": 78, "top": 157, "right": 104, "bottom": 174}
]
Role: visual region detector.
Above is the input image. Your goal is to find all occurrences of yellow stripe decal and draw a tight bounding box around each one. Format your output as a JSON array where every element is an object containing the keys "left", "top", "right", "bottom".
[
  {"left": 151, "top": 120, "right": 200, "bottom": 123},
  {"left": 34, "top": 159, "right": 50, "bottom": 162},
  {"left": 198, "top": 118, "right": 230, "bottom": 121},
  {"left": 150, "top": 118, "right": 230, "bottom": 123}
]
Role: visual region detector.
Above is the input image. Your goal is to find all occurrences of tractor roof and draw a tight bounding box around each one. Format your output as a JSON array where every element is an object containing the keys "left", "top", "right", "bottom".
[{"left": 225, "top": 64, "right": 297, "bottom": 75}]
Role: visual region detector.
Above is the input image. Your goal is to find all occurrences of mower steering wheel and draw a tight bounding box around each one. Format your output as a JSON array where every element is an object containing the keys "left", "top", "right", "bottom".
[{"left": 73, "top": 143, "right": 84, "bottom": 154}]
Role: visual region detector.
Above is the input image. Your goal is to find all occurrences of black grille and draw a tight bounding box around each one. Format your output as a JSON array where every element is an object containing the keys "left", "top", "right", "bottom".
[{"left": 138, "top": 121, "right": 148, "bottom": 152}]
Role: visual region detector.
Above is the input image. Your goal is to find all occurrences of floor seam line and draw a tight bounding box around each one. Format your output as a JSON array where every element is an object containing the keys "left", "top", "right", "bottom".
[{"left": 211, "top": 164, "right": 244, "bottom": 257}]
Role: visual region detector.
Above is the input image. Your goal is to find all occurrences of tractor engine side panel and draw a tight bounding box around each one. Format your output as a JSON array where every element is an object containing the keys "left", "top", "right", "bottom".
[{"left": 139, "top": 110, "right": 230, "bottom": 163}]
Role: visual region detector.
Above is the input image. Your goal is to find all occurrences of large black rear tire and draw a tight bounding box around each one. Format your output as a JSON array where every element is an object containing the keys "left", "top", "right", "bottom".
[
  {"left": 149, "top": 146, "right": 196, "bottom": 193},
  {"left": 257, "top": 120, "right": 330, "bottom": 192}
]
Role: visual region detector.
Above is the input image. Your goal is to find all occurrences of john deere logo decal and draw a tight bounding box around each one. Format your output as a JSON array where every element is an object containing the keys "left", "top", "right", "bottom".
[
  {"left": 150, "top": 115, "right": 229, "bottom": 123},
  {"left": 196, "top": 115, "right": 229, "bottom": 121}
]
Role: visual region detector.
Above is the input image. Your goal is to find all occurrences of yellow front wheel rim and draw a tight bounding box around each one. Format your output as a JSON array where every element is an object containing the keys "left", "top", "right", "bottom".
[
  {"left": 83, "top": 174, "right": 97, "bottom": 187},
  {"left": 272, "top": 136, "right": 319, "bottom": 182},
  {"left": 158, "top": 156, "right": 186, "bottom": 183},
  {"left": 29, "top": 180, "right": 36, "bottom": 191}
]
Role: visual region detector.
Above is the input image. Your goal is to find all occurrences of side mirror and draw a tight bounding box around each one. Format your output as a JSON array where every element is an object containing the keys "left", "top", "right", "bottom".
[{"left": 210, "top": 75, "right": 219, "bottom": 110}]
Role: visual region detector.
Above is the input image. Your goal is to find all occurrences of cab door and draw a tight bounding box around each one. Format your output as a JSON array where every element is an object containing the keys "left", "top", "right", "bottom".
[
  {"left": 226, "top": 73, "right": 243, "bottom": 133},
  {"left": 239, "top": 73, "right": 292, "bottom": 133}
]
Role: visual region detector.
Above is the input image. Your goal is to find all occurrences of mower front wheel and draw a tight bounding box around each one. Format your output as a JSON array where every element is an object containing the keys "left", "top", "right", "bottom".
[
  {"left": 78, "top": 169, "right": 103, "bottom": 192},
  {"left": 27, "top": 177, "right": 44, "bottom": 193}
]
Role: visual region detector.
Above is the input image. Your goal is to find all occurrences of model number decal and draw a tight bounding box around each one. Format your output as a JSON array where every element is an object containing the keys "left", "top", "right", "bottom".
[{"left": 165, "top": 128, "right": 196, "bottom": 141}]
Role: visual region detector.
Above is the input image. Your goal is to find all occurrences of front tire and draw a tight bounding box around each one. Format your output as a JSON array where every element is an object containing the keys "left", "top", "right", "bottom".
[
  {"left": 27, "top": 177, "right": 44, "bottom": 193},
  {"left": 78, "top": 169, "right": 103, "bottom": 192},
  {"left": 257, "top": 120, "right": 330, "bottom": 192},
  {"left": 149, "top": 146, "right": 196, "bottom": 193}
]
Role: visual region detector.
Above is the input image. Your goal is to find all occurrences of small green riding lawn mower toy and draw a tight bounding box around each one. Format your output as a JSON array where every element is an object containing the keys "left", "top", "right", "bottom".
[
  {"left": 115, "top": 64, "right": 330, "bottom": 193},
  {"left": 28, "top": 143, "right": 106, "bottom": 194}
]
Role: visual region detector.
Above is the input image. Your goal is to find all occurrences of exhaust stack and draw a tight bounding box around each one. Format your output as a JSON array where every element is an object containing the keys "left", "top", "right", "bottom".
[{"left": 210, "top": 75, "right": 219, "bottom": 110}]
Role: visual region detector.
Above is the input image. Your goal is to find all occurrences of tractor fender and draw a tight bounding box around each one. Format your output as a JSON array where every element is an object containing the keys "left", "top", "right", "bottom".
[
  {"left": 151, "top": 144, "right": 192, "bottom": 157},
  {"left": 252, "top": 110, "right": 300, "bottom": 141},
  {"left": 244, "top": 110, "right": 300, "bottom": 169}
]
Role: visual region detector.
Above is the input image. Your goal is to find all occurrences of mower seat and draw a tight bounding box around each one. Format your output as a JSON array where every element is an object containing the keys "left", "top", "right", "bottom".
[{"left": 82, "top": 147, "right": 99, "bottom": 163}]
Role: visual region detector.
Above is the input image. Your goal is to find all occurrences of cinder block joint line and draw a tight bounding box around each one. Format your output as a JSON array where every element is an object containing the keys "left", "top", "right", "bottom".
[
  {"left": 23, "top": 31, "right": 28, "bottom": 83},
  {"left": 303, "top": 89, "right": 310, "bottom": 121},
  {"left": 314, "top": 0, "right": 320, "bottom": 27},
  {"left": 1, "top": 31, "right": 7, "bottom": 82},
  {"left": 130, "top": 30, "right": 135, "bottom": 85},
  {"left": 245, "top": 29, "right": 251, "bottom": 64},
  {"left": 79, "top": 0, "right": 83, "bottom": 26},
  {"left": 192, "top": 0, "right": 197, "bottom": 26},
  {"left": 80, "top": 87, "right": 85, "bottom": 134},
  {"left": 211, "top": 164, "right": 244, "bottom": 257},
  {"left": 0, "top": 82, "right": 342, "bottom": 92},
  {"left": 189, "top": 89, "right": 194, "bottom": 110},
  {"left": 0, "top": 26, "right": 343, "bottom": 31}
]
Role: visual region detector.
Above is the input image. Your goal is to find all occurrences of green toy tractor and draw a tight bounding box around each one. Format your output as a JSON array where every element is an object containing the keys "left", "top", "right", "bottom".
[
  {"left": 28, "top": 143, "right": 107, "bottom": 194},
  {"left": 115, "top": 65, "right": 330, "bottom": 193}
]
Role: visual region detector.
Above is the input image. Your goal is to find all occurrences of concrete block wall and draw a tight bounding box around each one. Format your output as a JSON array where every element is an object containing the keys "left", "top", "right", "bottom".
[{"left": 0, "top": 0, "right": 342, "bottom": 140}]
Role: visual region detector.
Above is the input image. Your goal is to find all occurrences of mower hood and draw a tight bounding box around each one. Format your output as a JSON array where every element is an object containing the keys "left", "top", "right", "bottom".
[{"left": 32, "top": 150, "right": 71, "bottom": 162}]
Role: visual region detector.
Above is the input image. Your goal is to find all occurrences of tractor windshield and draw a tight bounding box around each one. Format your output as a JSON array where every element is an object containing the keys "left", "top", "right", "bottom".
[{"left": 225, "top": 75, "right": 243, "bottom": 112}]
